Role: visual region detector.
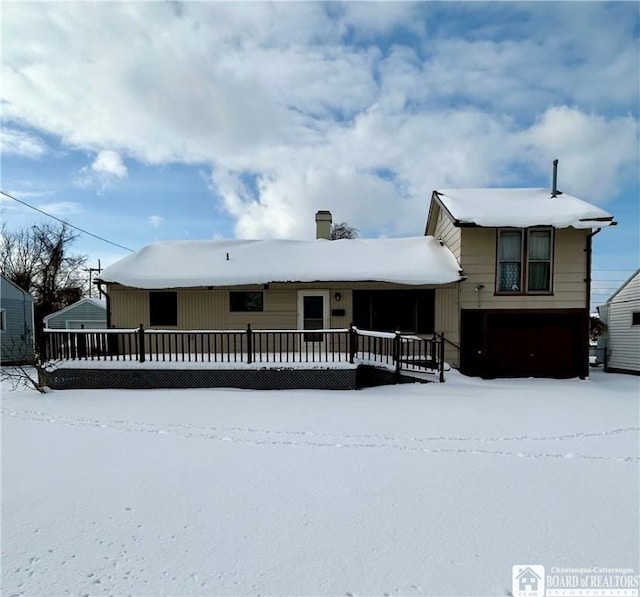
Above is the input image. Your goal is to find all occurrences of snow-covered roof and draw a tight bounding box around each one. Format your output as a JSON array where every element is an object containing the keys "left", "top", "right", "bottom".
[
  {"left": 98, "top": 237, "right": 462, "bottom": 289},
  {"left": 434, "top": 188, "right": 614, "bottom": 229}
]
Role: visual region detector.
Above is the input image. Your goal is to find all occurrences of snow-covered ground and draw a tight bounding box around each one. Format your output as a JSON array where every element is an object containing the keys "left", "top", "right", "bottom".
[{"left": 2, "top": 369, "right": 638, "bottom": 596}]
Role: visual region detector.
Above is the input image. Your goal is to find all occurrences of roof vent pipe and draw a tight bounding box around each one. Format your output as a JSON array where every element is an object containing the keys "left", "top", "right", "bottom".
[
  {"left": 315, "top": 210, "right": 332, "bottom": 240},
  {"left": 551, "top": 159, "right": 559, "bottom": 197}
]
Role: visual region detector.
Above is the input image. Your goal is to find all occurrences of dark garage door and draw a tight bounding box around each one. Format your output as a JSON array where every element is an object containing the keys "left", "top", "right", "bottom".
[{"left": 461, "top": 310, "right": 588, "bottom": 379}]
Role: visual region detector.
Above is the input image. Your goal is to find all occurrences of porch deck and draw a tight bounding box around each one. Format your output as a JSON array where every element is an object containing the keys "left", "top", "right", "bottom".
[{"left": 42, "top": 326, "right": 445, "bottom": 389}]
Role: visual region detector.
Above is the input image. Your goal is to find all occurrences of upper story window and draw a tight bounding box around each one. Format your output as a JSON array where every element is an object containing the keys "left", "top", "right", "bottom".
[
  {"left": 632, "top": 312, "right": 640, "bottom": 326},
  {"left": 229, "top": 291, "right": 264, "bottom": 312},
  {"left": 149, "top": 291, "right": 177, "bottom": 326},
  {"left": 0, "top": 309, "right": 5, "bottom": 332},
  {"left": 497, "top": 228, "right": 553, "bottom": 293}
]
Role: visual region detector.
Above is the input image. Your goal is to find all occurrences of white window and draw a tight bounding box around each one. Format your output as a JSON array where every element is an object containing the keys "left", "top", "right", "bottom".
[
  {"left": 497, "top": 228, "right": 553, "bottom": 293},
  {"left": 497, "top": 230, "right": 523, "bottom": 292}
]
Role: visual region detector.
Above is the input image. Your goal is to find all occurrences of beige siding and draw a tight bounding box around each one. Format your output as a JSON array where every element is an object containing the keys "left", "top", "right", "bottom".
[
  {"left": 180, "top": 291, "right": 225, "bottom": 328},
  {"left": 330, "top": 289, "right": 352, "bottom": 329},
  {"left": 435, "top": 285, "right": 460, "bottom": 367},
  {"left": 109, "top": 288, "right": 148, "bottom": 328},
  {"left": 108, "top": 285, "right": 359, "bottom": 330},
  {"left": 433, "top": 208, "right": 461, "bottom": 260},
  {"left": 227, "top": 290, "right": 297, "bottom": 330},
  {"left": 459, "top": 227, "right": 590, "bottom": 310},
  {"left": 108, "top": 283, "right": 453, "bottom": 336}
]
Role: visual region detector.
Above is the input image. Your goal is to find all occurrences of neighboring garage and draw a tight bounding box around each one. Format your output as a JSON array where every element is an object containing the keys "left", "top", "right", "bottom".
[
  {"left": 44, "top": 298, "right": 107, "bottom": 330},
  {"left": 460, "top": 309, "right": 589, "bottom": 379}
]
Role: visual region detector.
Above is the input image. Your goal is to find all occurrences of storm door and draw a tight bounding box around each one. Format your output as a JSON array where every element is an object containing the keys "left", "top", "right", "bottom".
[{"left": 297, "top": 290, "right": 330, "bottom": 344}]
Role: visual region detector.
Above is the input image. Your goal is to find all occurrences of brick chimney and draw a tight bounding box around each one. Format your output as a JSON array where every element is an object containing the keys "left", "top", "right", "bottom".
[{"left": 315, "top": 210, "right": 332, "bottom": 240}]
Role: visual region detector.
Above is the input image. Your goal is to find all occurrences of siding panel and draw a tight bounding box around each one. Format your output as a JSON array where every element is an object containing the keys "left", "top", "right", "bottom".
[
  {"left": 434, "top": 210, "right": 461, "bottom": 259},
  {"left": 435, "top": 285, "right": 460, "bottom": 366},
  {"left": 607, "top": 272, "right": 640, "bottom": 373},
  {"left": 45, "top": 300, "right": 107, "bottom": 329},
  {"left": 459, "top": 227, "right": 589, "bottom": 310},
  {"left": 110, "top": 289, "right": 148, "bottom": 328},
  {"left": 0, "top": 275, "right": 35, "bottom": 363},
  {"left": 180, "top": 291, "right": 225, "bottom": 329},
  {"left": 108, "top": 280, "right": 456, "bottom": 356}
]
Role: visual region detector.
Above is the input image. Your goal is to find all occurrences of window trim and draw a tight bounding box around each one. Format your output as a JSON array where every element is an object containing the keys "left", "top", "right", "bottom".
[
  {"left": 525, "top": 228, "right": 554, "bottom": 293},
  {"left": 495, "top": 227, "right": 554, "bottom": 295},
  {"left": 496, "top": 229, "right": 524, "bottom": 293},
  {"left": 632, "top": 312, "right": 640, "bottom": 326}
]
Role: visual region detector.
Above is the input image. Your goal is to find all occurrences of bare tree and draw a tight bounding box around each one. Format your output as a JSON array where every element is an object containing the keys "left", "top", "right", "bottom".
[
  {"left": 0, "top": 350, "right": 51, "bottom": 393},
  {"left": 331, "top": 222, "right": 359, "bottom": 240},
  {"left": 1, "top": 222, "right": 87, "bottom": 343}
]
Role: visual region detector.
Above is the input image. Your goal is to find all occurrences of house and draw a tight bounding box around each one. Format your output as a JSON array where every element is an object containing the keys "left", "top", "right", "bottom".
[
  {"left": 597, "top": 268, "right": 640, "bottom": 375},
  {"left": 97, "top": 183, "right": 614, "bottom": 379},
  {"left": 426, "top": 187, "right": 614, "bottom": 378},
  {"left": 96, "top": 214, "right": 462, "bottom": 363},
  {"left": 44, "top": 297, "right": 107, "bottom": 330},
  {"left": 0, "top": 273, "right": 35, "bottom": 365}
]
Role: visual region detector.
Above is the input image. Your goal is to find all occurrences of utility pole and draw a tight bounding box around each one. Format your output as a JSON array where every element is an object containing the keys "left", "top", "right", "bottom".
[{"left": 84, "top": 260, "right": 101, "bottom": 297}]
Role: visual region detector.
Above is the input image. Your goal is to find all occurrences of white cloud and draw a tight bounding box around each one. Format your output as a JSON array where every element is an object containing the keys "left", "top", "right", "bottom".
[
  {"left": 2, "top": 2, "right": 638, "bottom": 238},
  {"left": 520, "top": 106, "right": 639, "bottom": 199},
  {"left": 0, "top": 127, "right": 47, "bottom": 157},
  {"left": 91, "top": 150, "right": 127, "bottom": 178},
  {"left": 76, "top": 150, "right": 128, "bottom": 191},
  {"left": 148, "top": 215, "right": 164, "bottom": 229},
  {"left": 3, "top": 189, "right": 55, "bottom": 200},
  {"left": 39, "top": 201, "right": 83, "bottom": 216},
  {"left": 337, "top": 2, "right": 426, "bottom": 39}
]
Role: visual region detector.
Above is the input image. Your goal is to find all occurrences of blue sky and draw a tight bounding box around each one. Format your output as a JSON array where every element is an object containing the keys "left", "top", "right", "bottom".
[{"left": 1, "top": 1, "right": 638, "bottom": 308}]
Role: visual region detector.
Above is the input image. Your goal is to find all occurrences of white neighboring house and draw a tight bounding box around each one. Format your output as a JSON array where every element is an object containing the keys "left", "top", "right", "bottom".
[
  {"left": 44, "top": 298, "right": 107, "bottom": 330},
  {"left": 598, "top": 268, "right": 640, "bottom": 375}
]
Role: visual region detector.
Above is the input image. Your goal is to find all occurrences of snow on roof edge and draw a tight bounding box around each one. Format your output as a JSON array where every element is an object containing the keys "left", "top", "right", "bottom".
[
  {"left": 433, "top": 188, "right": 614, "bottom": 229},
  {"left": 98, "top": 236, "right": 462, "bottom": 290}
]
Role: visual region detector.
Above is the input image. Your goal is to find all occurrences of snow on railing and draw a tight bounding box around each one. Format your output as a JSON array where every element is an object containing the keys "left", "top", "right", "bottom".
[{"left": 43, "top": 325, "right": 445, "bottom": 380}]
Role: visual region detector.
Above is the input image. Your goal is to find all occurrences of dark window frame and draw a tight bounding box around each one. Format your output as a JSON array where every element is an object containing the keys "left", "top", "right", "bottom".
[
  {"left": 149, "top": 291, "right": 178, "bottom": 327},
  {"left": 229, "top": 291, "right": 264, "bottom": 312},
  {"left": 495, "top": 227, "right": 554, "bottom": 295},
  {"left": 632, "top": 312, "right": 640, "bottom": 326}
]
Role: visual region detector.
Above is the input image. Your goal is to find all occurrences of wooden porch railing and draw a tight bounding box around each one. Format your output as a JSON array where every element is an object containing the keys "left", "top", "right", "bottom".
[{"left": 43, "top": 325, "right": 446, "bottom": 381}]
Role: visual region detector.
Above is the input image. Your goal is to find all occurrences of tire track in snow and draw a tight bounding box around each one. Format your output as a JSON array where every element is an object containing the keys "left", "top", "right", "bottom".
[{"left": 3, "top": 407, "right": 638, "bottom": 464}]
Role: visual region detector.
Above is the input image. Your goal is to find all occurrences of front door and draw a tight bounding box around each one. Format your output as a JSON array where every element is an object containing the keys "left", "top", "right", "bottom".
[{"left": 297, "top": 290, "right": 330, "bottom": 343}]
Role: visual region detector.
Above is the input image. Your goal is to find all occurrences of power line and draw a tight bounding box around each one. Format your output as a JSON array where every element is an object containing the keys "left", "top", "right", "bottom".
[{"left": 1, "top": 190, "right": 134, "bottom": 253}]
